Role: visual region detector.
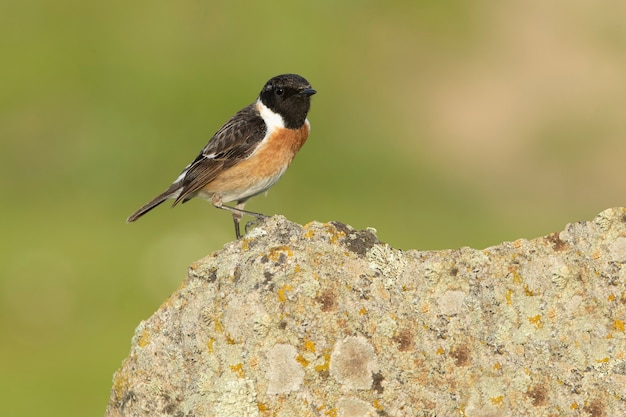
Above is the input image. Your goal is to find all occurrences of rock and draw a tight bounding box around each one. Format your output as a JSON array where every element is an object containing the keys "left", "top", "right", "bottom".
[{"left": 105, "top": 209, "right": 626, "bottom": 416}]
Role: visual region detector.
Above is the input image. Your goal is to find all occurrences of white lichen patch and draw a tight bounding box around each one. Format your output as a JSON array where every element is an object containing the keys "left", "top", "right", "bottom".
[
  {"left": 265, "top": 344, "right": 304, "bottom": 395},
  {"left": 376, "top": 314, "right": 398, "bottom": 338},
  {"left": 438, "top": 290, "right": 466, "bottom": 316},
  {"left": 367, "top": 244, "right": 406, "bottom": 279},
  {"left": 423, "top": 260, "right": 445, "bottom": 284},
  {"left": 608, "top": 236, "right": 626, "bottom": 262},
  {"left": 593, "top": 208, "right": 622, "bottom": 233},
  {"left": 211, "top": 378, "right": 259, "bottom": 417},
  {"left": 476, "top": 376, "right": 505, "bottom": 409},
  {"left": 297, "top": 271, "right": 321, "bottom": 299},
  {"left": 330, "top": 336, "right": 379, "bottom": 390},
  {"left": 252, "top": 312, "right": 272, "bottom": 337},
  {"left": 222, "top": 295, "right": 266, "bottom": 342},
  {"left": 337, "top": 396, "right": 376, "bottom": 417},
  {"left": 245, "top": 226, "right": 269, "bottom": 239},
  {"left": 549, "top": 259, "right": 573, "bottom": 289}
]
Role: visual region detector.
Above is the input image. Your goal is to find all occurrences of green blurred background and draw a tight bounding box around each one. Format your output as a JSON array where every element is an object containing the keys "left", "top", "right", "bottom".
[{"left": 1, "top": 0, "right": 625, "bottom": 415}]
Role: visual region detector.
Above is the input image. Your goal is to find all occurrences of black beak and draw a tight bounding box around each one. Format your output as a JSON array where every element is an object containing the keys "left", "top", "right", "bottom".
[{"left": 300, "top": 88, "right": 317, "bottom": 97}]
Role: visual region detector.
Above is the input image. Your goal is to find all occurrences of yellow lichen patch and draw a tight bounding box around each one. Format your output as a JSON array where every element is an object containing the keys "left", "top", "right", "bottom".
[
  {"left": 359, "top": 307, "right": 367, "bottom": 315},
  {"left": 524, "top": 285, "right": 537, "bottom": 296},
  {"left": 207, "top": 338, "right": 215, "bottom": 353},
  {"left": 608, "top": 294, "right": 615, "bottom": 301},
  {"left": 226, "top": 333, "right": 238, "bottom": 344},
  {"left": 508, "top": 266, "right": 522, "bottom": 284},
  {"left": 229, "top": 363, "right": 245, "bottom": 378},
  {"left": 490, "top": 396, "right": 503, "bottom": 406},
  {"left": 436, "top": 347, "right": 444, "bottom": 355},
  {"left": 528, "top": 315, "right": 543, "bottom": 329},
  {"left": 595, "top": 357, "right": 609, "bottom": 363},
  {"left": 268, "top": 245, "right": 293, "bottom": 261},
  {"left": 614, "top": 319, "right": 625, "bottom": 332},
  {"left": 571, "top": 402, "right": 579, "bottom": 409},
  {"left": 303, "top": 338, "right": 316, "bottom": 353},
  {"left": 278, "top": 284, "right": 293, "bottom": 302},
  {"left": 505, "top": 289, "right": 513, "bottom": 305},
  {"left": 493, "top": 362, "right": 501, "bottom": 370},
  {"left": 112, "top": 370, "right": 130, "bottom": 400},
  {"left": 314, "top": 350, "right": 331, "bottom": 373},
  {"left": 214, "top": 317, "right": 224, "bottom": 333},
  {"left": 373, "top": 399, "right": 383, "bottom": 410},
  {"left": 294, "top": 264, "right": 301, "bottom": 273},
  {"left": 305, "top": 223, "right": 346, "bottom": 244},
  {"left": 138, "top": 329, "right": 151, "bottom": 348},
  {"left": 325, "top": 224, "right": 346, "bottom": 245},
  {"left": 240, "top": 238, "right": 251, "bottom": 251},
  {"left": 296, "top": 354, "right": 309, "bottom": 367},
  {"left": 257, "top": 402, "right": 268, "bottom": 412},
  {"left": 324, "top": 408, "right": 338, "bottom": 417}
]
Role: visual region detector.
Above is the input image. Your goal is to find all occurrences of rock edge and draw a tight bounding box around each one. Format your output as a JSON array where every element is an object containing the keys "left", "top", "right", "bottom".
[{"left": 105, "top": 209, "right": 626, "bottom": 416}]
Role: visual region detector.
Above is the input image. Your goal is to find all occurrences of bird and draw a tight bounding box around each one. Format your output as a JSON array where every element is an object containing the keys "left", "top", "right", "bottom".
[{"left": 126, "top": 73, "right": 316, "bottom": 239}]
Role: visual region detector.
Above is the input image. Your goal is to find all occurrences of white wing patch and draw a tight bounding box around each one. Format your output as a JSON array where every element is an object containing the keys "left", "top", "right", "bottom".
[
  {"left": 172, "top": 152, "right": 216, "bottom": 185},
  {"left": 173, "top": 163, "right": 191, "bottom": 183}
]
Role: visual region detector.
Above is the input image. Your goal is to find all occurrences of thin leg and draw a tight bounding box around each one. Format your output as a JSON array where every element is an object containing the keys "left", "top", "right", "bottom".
[
  {"left": 233, "top": 216, "right": 241, "bottom": 239},
  {"left": 232, "top": 201, "right": 245, "bottom": 239},
  {"left": 211, "top": 197, "right": 266, "bottom": 239},
  {"left": 218, "top": 204, "right": 267, "bottom": 220}
]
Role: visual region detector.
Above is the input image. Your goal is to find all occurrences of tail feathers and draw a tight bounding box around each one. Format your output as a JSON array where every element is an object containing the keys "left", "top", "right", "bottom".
[{"left": 126, "top": 187, "right": 180, "bottom": 223}]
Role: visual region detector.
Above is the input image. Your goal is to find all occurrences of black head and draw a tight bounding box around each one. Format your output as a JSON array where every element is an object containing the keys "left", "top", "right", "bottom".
[{"left": 259, "top": 74, "right": 316, "bottom": 129}]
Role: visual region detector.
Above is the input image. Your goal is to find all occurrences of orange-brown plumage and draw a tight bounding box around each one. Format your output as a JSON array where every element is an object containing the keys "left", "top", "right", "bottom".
[
  {"left": 201, "top": 122, "right": 310, "bottom": 195},
  {"left": 126, "top": 74, "right": 316, "bottom": 239}
]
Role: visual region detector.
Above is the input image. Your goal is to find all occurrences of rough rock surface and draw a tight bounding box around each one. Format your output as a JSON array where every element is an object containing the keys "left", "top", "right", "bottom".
[{"left": 105, "top": 209, "right": 626, "bottom": 416}]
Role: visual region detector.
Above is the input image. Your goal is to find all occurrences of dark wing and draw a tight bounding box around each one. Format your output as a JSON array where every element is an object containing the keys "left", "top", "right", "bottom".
[{"left": 173, "top": 104, "right": 266, "bottom": 205}]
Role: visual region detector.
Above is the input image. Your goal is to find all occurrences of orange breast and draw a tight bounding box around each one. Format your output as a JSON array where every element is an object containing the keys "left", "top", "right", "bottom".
[{"left": 202, "top": 122, "right": 310, "bottom": 195}]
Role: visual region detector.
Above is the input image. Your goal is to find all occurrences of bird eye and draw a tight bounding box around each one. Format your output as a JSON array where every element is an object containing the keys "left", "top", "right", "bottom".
[{"left": 275, "top": 87, "right": 284, "bottom": 96}]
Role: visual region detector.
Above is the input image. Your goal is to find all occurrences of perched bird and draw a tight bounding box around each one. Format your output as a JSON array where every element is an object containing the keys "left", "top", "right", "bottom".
[{"left": 127, "top": 73, "right": 316, "bottom": 238}]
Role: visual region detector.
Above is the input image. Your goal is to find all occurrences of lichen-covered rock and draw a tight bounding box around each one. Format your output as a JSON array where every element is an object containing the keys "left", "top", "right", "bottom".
[{"left": 105, "top": 209, "right": 626, "bottom": 417}]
